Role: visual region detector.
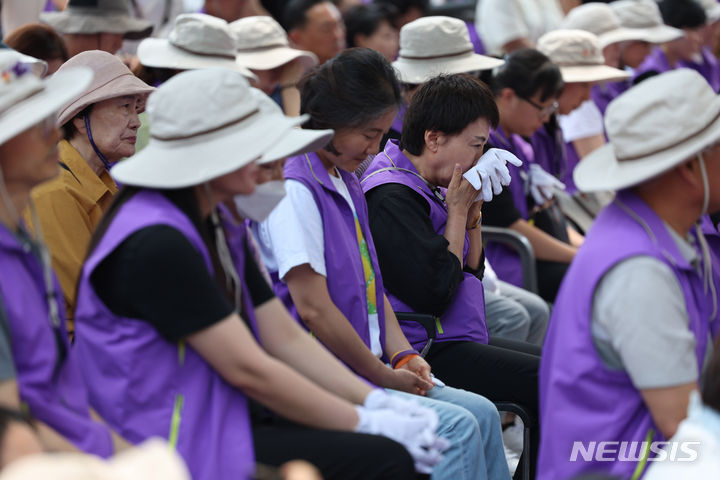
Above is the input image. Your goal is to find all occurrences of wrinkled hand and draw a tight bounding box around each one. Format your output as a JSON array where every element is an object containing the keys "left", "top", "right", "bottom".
[
  {"left": 384, "top": 367, "right": 433, "bottom": 396},
  {"left": 399, "top": 355, "right": 432, "bottom": 384},
  {"left": 355, "top": 402, "right": 449, "bottom": 473},
  {"left": 446, "top": 164, "right": 480, "bottom": 217},
  {"left": 528, "top": 163, "right": 565, "bottom": 206},
  {"left": 463, "top": 148, "right": 523, "bottom": 202}
]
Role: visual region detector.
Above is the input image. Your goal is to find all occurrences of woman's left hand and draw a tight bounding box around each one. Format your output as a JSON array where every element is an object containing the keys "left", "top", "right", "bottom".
[{"left": 400, "top": 356, "right": 433, "bottom": 385}]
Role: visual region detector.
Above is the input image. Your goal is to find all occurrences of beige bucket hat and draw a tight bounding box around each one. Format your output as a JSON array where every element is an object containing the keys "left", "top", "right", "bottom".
[
  {"left": 575, "top": 69, "right": 720, "bottom": 192},
  {"left": 0, "top": 50, "right": 91, "bottom": 146},
  {"left": 40, "top": 0, "right": 153, "bottom": 40},
  {"left": 561, "top": 2, "right": 655, "bottom": 48},
  {"left": 56, "top": 50, "right": 154, "bottom": 127},
  {"left": 538, "top": 30, "right": 630, "bottom": 83},
  {"left": 230, "top": 16, "right": 318, "bottom": 71},
  {"left": 610, "top": 0, "right": 684, "bottom": 44},
  {"left": 392, "top": 16, "right": 504, "bottom": 85},
  {"left": 137, "top": 14, "right": 255, "bottom": 80},
  {"left": 697, "top": 0, "right": 720, "bottom": 23}
]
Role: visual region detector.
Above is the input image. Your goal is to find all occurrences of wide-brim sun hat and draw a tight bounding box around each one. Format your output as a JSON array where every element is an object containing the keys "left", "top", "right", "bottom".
[
  {"left": 231, "top": 16, "right": 318, "bottom": 71},
  {"left": 560, "top": 2, "right": 656, "bottom": 48},
  {"left": 112, "top": 69, "right": 316, "bottom": 189},
  {"left": 538, "top": 30, "right": 630, "bottom": 83},
  {"left": 137, "top": 13, "right": 256, "bottom": 80},
  {"left": 247, "top": 88, "right": 333, "bottom": 164},
  {"left": 610, "top": 0, "right": 684, "bottom": 44},
  {"left": 392, "top": 16, "right": 504, "bottom": 85},
  {"left": 40, "top": 0, "right": 153, "bottom": 40},
  {"left": 0, "top": 50, "right": 92, "bottom": 147},
  {"left": 56, "top": 50, "right": 154, "bottom": 127},
  {"left": 698, "top": 0, "right": 720, "bottom": 23},
  {"left": 574, "top": 69, "right": 720, "bottom": 192}
]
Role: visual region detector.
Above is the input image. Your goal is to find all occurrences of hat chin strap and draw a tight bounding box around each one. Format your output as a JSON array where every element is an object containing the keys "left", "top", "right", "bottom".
[
  {"left": 84, "top": 115, "right": 114, "bottom": 172},
  {"left": 694, "top": 152, "right": 718, "bottom": 320}
]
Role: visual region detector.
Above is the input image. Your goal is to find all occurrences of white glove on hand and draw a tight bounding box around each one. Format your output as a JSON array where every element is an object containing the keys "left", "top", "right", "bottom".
[
  {"left": 355, "top": 405, "right": 448, "bottom": 474},
  {"left": 364, "top": 389, "right": 439, "bottom": 419},
  {"left": 463, "top": 148, "right": 523, "bottom": 202},
  {"left": 528, "top": 163, "right": 565, "bottom": 206}
]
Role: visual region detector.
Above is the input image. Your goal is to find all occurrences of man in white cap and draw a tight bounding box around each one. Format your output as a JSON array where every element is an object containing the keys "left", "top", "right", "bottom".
[
  {"left": 538, "top": 68, "right": 720, "bottom": 479},
  {"left": 40, "top": 0, "right": 153, "bottom": 57}
]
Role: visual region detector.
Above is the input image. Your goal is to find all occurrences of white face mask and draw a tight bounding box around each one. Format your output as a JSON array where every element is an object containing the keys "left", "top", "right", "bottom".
[{"left": 234, "top": 180, "right": 286, "bottom": 222}]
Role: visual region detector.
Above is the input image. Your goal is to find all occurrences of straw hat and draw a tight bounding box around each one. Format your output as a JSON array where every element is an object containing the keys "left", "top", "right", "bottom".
[
  {"left": 392, "top": 16, "right": 504, "bottom": 85},
  {"left": 697, "top": 0, "right": 720, "bottom": 23},
  {"left": 230, "top": 16, "right": 318, "bottom": 71},
  {"left": 610, "top": 0, "right": 684, "bottom": 44},
  {"left": 537, "top": 30, "right": 630, "bottom": 83},
  {"left": 0, "top": 50, "right": 91, "bottom": 146},
  {"left": 137, "top": 14, "right": 255, "bottom": 80},
  {"left": 40, "top": 0, "right": 153, "bottom": 40},
  {"left": 561, "top": 3, "right": 654, "bottom": 48},
  {"left": 575, "top": 69, "right": 720, "bottom": 192},
  {"left": 112, "top": 69, "right": 326, "bottom": 188},
  {"left": 56, "top": 50, "right": 154, "bottom": 127}
]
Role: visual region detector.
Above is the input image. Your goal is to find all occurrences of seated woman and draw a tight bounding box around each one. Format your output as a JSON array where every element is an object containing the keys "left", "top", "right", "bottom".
[
  {"left": 0, "top": 50, "right": 129, "bottom": 457},
  {"left": 484, "top": 48, "right": 578, "bottom": 302},
  {"left": 24, "top": 50, "right": 153, "bottom": 331},
  {"left": 361, "top": 73, "right": 542, "bottom": 479},
  {"left": 74, "top": 67, "right": 443, "bottom": 480},
  {"left": 258, "top": 48, "right": 510, "bottom": 480},
  {"left": 344, "top": 3, "right": 399, "bottom": 62}
]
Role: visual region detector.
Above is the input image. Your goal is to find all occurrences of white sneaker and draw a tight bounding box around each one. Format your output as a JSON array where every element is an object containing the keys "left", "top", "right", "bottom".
[{"left": 502, "top": 418, "right": 524, "bottom": 476}]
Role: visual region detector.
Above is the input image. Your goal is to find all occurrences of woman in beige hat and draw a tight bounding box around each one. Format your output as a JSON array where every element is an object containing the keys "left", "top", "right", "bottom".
[
  {"left": 24, "top": 50, "right": 153, "bottom": 333},
  {"left": 231, "top": 16, "right": 318, "bottom": 116}
]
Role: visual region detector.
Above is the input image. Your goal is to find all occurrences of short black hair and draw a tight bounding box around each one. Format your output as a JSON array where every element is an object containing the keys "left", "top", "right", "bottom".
[
  {"left": 658, "top": 0, "right": 707, "bottom": 29},
  {"left": 490, "top": 48, "right": 564, "bottom": 102},
  {"left": 374, "top": 0, "right": 429, "bottom": 17},
  {"left": 283, "top": 0, "right": 328, "bottom": 32},
  {"left": 400, "top": 74, "right": 499, "bottom": 156},
  {"left": 344, "top": 4, "right": 397, "bottom": 48},
  {"left": 300, "top": 47, "right": 401, "bottom": 132}
]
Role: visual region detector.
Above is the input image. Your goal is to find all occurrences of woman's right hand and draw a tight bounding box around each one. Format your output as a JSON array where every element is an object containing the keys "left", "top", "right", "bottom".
[
  {"left": 445, "top": 163, "right": 479, "bottom": 219},
  {"left": 382, "top": 367, "right": 434, "bottom": 396}
]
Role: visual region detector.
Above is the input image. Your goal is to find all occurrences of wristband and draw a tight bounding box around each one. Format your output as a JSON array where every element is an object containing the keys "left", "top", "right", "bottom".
[
  {"left": 391, "top": 349, "right": 420, "bottom": 368},
  {"left": 394, "top": 354, "right": 420, "bottom": 370}
]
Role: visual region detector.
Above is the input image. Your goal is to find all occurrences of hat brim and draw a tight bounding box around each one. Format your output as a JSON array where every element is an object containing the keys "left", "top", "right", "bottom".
[
  {"left": 574, "top": 114, "right": 720, "bottom": 192},
  {"left": 262, "top": 127, "right": 334, "bottom": 164},
  {"left": 635, "top": 25, "right": 684, "bottom": 44},
  {"left": 598, "top": 27, "right": 657, "bottom": 48},
  {"left": 40, "top": 10, "right": 153, "bottom": 40},
  {"left": 111, "top": 113, "right": 307, "bottom": 189},
  {"left": 137, "top": 38, "right": 256, "bottom": 81},
  {"left": 560, "top": 64, "right": 630, "bottom": 83},
  {"left": 58, "top": 73, "right": 155, "bottom": 126},
  {"left": 235, "top": 46, "right": 318, "bottom": 71},
  {"left": 392, "top": 52, "right": 505, "bottom": 84},
  {"left": 0, "top": 67, "right": 92, "bottom": 146},
  {"left": 707, "top": 5, "right": 720, "bottom": 23}
]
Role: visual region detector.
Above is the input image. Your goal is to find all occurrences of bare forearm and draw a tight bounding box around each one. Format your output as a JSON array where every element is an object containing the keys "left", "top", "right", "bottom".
[
  {"left": 572, "top": 134, "right": 605, "bottom": 159},
  {"left": 510, "top": 219, "right": 577, "bottom": 263},
  {"left": 444, "top": 211, "right": 468, "bottom": 264},
  {"left": 383, "top": 296, "right": 414, "bottom": 357},
  {"left": 466, "top": 227, "right": 483, "bottom": 270}
]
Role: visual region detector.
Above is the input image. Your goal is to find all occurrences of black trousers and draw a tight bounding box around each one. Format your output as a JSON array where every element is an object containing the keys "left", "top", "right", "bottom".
[
  {"left": 536, "top": 260, "right": 569, "bottom": 303},
  {"left": 252, "top": 422, "right": 419, "bottom": 480},
  {"left": 425, "top": 337, "right": 541, "bottom": 480}
]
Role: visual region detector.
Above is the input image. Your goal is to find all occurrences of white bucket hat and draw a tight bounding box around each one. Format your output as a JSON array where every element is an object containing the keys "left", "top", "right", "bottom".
[
  {"left": 538, "top": 30, "right": 630, "bottom": 83},
  {"left": 561, "top": 3, "right": 654, "bottom": 48},
  {"left": 230, "top": 16, "right": 318, "bottom": 71},
  {"left": 112, "top": 68, "right": 324, "bottom": 188},
  {"left": 137, "top": 13, "right": 256, "bottom": 80},
  {"left": 40, "top": 0, "right": 153, "bottom": 40},
  {"left": 697, "top": 0, "right": 720, "bottom": 24},
  {"left": 574, "top": 69, "right": 720, "bottom": 192},
  {"left": 0, "top": 50, "right": 91, "bottom": 146},
  {"left": 392, "top": 16, "right": 505, "bottom": 85},
  {"left": 610, "top": 0, "right": 684, "bottom": 44}
]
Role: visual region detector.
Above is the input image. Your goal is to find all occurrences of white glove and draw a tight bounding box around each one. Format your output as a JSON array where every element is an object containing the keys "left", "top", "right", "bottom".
[
  {"left": 364, "top": 389, "right": 439, "bottom": 418},
  {"left": 463, "top": 148, "right": 523, "bottom": 203},
  {"left": 355, "top": 406, "right": 449, "bottom": 473},
  {"left": 528, "top": 163, "right": 565, "bottom": 206}
]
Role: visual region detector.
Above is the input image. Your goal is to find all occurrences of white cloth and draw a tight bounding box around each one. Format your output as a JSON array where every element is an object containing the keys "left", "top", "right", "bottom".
[
  {"left": 259, "top": 177, "right": 383, "bottom": 357},
  {"left": 481, "top": 258, "right": 501, "bottom": 295},
  {"left": 462, "top": 148, "right": 522, "bottom": 202},
  {"left": 528, "top": 163, "right": 566, "bottom": 205},
  {"left": 475, "top": 0, "right": 564, "bottom": 55},
  {"left": 557, "top": 100, "right": 605, "bottom": 143}
]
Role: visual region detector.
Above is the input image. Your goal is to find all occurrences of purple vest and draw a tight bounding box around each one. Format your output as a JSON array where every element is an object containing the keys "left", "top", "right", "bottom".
[
  {"left": 591, "top": 80, "right": 630, "bottom": 116},
  {"left": 538, "top": 190, "right": 715, "bottom": 480},
  {"left": 466, "top": 21, "right": 486, "bottom": 54},
  {"left": 633, "top": 47, "right": 673, "bottom": 82},
  {"left": 275, "top": 152, "right": 388, "bottom": 358},
  {"left": 74, "top": 191, "right": 256, "bottom": 480},
  {"left": 0, "top": 225, "right": 112, "bottom": 457},
  {"left": 680, "top": 47, "right": 720, "bottom": 92},
  {"left": 530, "top": 120, "right": 580, "bottom": 194},
  {"left": 360, "top": 140, "right": 489, "bottom": 349}
]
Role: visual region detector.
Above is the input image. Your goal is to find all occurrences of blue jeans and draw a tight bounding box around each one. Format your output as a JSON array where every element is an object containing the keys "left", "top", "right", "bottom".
[{"left": 389, "top": 385, "right": 510, "bottom": 480}]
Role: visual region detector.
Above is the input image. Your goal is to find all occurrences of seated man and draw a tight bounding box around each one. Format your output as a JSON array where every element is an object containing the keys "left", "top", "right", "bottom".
[
  {"left": 284, "top": 0, "right": 346, "bottom": 65},
  {"left": 538, "top": 69, "right": 720, "bottom": 479}
]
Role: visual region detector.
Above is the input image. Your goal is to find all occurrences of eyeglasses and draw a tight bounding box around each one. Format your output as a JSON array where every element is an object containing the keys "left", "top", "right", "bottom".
[{"left": 521, "top": 97, "right": 559, "bottom": 119}]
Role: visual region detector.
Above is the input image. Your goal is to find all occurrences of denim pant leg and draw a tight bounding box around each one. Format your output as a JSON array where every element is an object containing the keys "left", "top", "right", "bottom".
[
  {"left": 484, "top": 289, "right": 531, "bottom": 342},
  {"left": 428, "top": 384, "right": 511, "bottom": 480},
  {"left": 387, "top": 389, "right": 485, "bottom": 480},
  {"left": 497, "top": 280, "right": 550, "bottom": 346}
]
